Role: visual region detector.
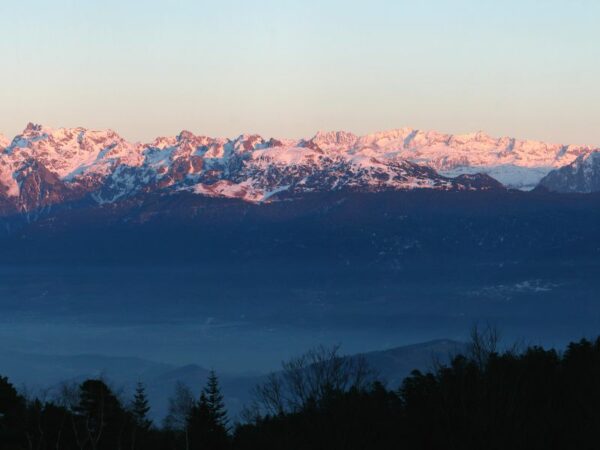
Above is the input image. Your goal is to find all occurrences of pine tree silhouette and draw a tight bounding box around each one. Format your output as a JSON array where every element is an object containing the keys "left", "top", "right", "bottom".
[
  {"left": 186, "top": 371, "right": 230, "bottom": 449},
  {"left": 202, "top": 370, "right": 229, "bottom": 430},
  {"left": 131, "top": 381, "right": 152, "bottom": 429}
]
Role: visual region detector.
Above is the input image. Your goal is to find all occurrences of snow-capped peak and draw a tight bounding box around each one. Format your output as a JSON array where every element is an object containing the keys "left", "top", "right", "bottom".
[
  {"left": 0, "top": 123, "right": 597, "bottom": 214},
  {"left": 312, "top": 130, "right": 358, "bottom": 149},
  {"left": 232, "top": 134, "right": 268, "bottom": 151},
  {"left": 3, "top": 124, "right": 141, "bottom": 183}
]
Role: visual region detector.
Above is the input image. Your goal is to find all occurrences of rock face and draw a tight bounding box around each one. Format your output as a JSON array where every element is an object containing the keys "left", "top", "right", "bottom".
[
  {"left": 538, "top": 151, "right": 600, "bottom": 193},
  {"left": 14, "top": 159, "right": 75, "bottom": 212},
  {"left": 0, "top": 123, "right": 594, "bottom": 216}
]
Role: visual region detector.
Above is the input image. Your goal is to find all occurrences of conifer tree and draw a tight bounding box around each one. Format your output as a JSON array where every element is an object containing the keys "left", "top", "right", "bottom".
[
  {"left": 186, "top": 371, "right": 229, "bottom": 449},
  {"left": 202, "top": 370, "right": 229, "bottom": 430},
  {"left": 186, "top": 394, "right": 212, "bottom": 447},
  {"left": 131, "top": 381, "right": 152, "bottom": 429}
]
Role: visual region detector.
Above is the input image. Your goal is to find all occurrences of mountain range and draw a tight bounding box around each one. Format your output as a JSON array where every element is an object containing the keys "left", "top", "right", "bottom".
[{"left": 1, "top": 123, "right": 599, "bottom": 219}]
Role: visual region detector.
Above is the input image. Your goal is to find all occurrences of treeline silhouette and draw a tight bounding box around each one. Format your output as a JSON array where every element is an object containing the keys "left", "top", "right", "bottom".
[{"left": 2, "top": 329, "right": 600, "bottom": 449}]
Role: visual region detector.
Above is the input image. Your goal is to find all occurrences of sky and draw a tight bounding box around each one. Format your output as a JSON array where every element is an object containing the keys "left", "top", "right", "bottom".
[{"left": 1, "top": 0, "right": 599, "bottom": 145}]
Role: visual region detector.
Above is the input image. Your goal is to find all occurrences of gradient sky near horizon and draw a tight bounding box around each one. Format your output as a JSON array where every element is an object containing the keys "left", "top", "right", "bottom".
[{"left": 1, "top": 0, "right": 599, "bottom": 144}]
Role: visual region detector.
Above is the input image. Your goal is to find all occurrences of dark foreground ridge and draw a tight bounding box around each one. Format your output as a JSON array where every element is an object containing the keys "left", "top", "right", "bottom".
[
  {"left": 2, "top": 333, "right": 600, "bottom": 449},
  {"left": 2, "top": 189, "right": 600, "bottom": 264}
]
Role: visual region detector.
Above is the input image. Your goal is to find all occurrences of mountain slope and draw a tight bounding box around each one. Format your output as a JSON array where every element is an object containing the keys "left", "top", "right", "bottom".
[
  {"left": 0, "top": 123, "right": 595, "bottom": 216},
  {"left": 2, "top": 189, "right": 600, "bottom": 266},
  {"left": 538, "top": 151, "right": 600, "bottom": 193},
  {"left": 328, "top": 128, "right": 594, "bottom": 189}
]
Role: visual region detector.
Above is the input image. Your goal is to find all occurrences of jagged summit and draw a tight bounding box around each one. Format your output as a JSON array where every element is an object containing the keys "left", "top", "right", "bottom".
[
  {"left": 539, "top": 151, "right": 600, "bottom": 193},
  {"left": 23, "top": 122, "right": 46, "bottom": 133},
  {"left": 0, "top": 123, "right": 596, "bottom": 216},
  {"left": 312, "top": 130, "right": 358, "bottom": 149}
]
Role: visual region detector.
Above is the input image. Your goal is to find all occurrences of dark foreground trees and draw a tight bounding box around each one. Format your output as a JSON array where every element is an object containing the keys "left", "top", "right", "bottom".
[
  {"left": 184, "top": 370, "right": 229, "bottom": 450},
  {"left": 236, "top": 336, "right": 600, "bottom": 450},
  {"left": 3, "top": 336, "right": 600, "bottom": 449}
]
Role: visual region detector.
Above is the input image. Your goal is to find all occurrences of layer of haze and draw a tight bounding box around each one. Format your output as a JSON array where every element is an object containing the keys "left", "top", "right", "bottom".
[{"left": 1, "top": 0, "right": 599, "bottom": 145}]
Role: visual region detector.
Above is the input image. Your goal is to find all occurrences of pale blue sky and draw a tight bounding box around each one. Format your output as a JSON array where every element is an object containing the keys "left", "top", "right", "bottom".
[{"left": 1, "top": 0, "right": 599, "bottom": 144}]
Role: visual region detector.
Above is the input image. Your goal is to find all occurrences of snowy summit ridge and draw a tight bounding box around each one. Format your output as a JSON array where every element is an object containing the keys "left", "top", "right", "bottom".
[{"left": 0, "top": 123, "right": 595, "bottom": 214}]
